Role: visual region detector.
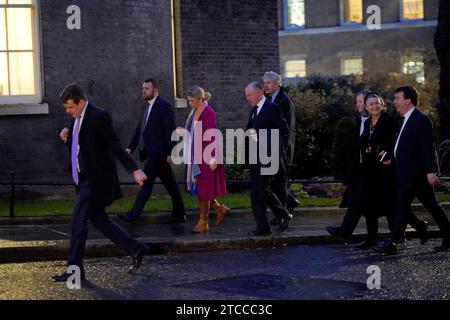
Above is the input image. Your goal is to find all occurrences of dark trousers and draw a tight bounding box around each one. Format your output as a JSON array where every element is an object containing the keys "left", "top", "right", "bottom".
[
  {"left": 270, "top": 157, "right": 288, "bottom": 209},
  {"left": 392, "top": 181, "right": 450, "bottom": 243},
  {"left": 285, "top": 165, "right": 299, "bottom": 211},
  {"left": 270, "top": 158, "right": 298, "bottom": 218},
  {"left": 130, "top": 159, "right": 185, "bottom": 218},
  {"left": 341, "top": 174, "right": 365, "bottom": 237},
  {"left": 68, "top": 180, "right": 143, "bottom": 270},
  {"left": 250, "top": 165, "right": 290, "bottom": 232},
  {"left": 341, "top": 181, "right": 422, "bottom": 241},
  {"left": 365, "top": 214, "right": 394, "bottom": 243}
]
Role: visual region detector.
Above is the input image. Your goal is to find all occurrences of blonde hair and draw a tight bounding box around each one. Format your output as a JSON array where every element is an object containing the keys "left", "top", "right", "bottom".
[
  {"left": 187, "top": 86, "right": 211, "bottom": 101},
  {"left": 365, "top": 93, "right": 386, "bottom": 111}
]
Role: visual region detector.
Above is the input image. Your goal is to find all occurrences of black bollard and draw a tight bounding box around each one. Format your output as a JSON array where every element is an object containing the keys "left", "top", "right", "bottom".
[{"left": 9, "top": 171, "right": 15, "bottom": 218}]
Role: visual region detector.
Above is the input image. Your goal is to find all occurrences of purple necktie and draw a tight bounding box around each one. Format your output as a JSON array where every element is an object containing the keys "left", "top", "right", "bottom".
[{"left": 71, "top": 117, "right": 81, "bottom": 185}]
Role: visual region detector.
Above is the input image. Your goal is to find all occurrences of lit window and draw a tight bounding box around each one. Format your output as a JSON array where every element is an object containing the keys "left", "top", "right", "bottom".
[
  {"left": 284, "top": 60, "right": 306, "bottom": 78},
  {"left": 0, "top": 0, "right": 41, "bottom": 104},
  {"left": 285, "top": 0, "right": 305, "bottom": 28},
  {"left": 343, "top": 0, "right": 363, "bottom": 24},
  {"left": 403, "top": 57, "right": 425, "bottom": 84},
  {"left": 341, "top": 58, "right": 363, "bottom": 76},
  {"left": 401, "top": 0, "right": 424, "bottom": 20}
]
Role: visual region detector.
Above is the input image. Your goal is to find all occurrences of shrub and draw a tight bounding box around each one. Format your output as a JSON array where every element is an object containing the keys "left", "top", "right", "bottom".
[
  {"left": 332, "top": 117, "right": 358, "bottom": 180},
  {"left": 285, "top": 73, "right": 439, "bottom": 179}
]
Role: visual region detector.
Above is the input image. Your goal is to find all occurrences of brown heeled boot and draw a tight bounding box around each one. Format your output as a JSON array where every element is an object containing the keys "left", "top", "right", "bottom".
[
  {"left": 191, "top": 201, "right": 210, "bottom": 233},
  {"left": 211, "top": 199, "right": 230, "bottom": 226}
]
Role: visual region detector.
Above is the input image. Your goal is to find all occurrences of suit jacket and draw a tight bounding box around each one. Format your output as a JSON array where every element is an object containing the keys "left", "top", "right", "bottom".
[
  {"left": 245, "top": 100, "right": 289, "bottom": 167},
  {"left": 389, "top": 108, "right": 439, "bottom": 185},
  {"left": 67, "top": 103, "right": 138, "bottom": 207},
  {"left": 272, "top": 89, "right": 296, "bottom": 165},
  {"left": 360, "top": 112, "right": 397, "bottom": 163},
  {"left": 339, "top": 115, "right": 366, "bottom": 208},
  {"left": 128, "top": 96, "right": 177, "bottom": 164},
  {"left": 359, "top": 112, "right": 397, "bottom": 215}
]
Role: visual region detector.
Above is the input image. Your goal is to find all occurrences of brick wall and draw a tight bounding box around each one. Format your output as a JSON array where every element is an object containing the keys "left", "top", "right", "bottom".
[
  {"left": 280, "top": 0, "right": 439, "bottom": 78},
  {"left": 178, "top": 0, "right": 280, "bottom": 131},
  {"left": 280, "top": 26, "right": 437, "bottom": 77},
  {"left": 0, "top": 0, "right": 174, "bottom": 183},
  {"left": 0, "top": 0, "right": 280, "bottom": 185}
]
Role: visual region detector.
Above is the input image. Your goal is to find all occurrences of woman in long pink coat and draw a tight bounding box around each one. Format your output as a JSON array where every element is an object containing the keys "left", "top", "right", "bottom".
[{"left": 185, "top": 86, "right": 229, "bottom": 233}]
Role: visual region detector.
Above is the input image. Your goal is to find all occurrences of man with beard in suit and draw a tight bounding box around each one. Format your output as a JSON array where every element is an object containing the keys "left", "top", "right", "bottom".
[{"left": 118, "top": 79, "right": 186, "bottom": 224}]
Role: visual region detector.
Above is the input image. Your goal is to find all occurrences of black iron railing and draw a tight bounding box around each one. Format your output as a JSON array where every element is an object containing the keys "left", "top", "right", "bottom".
[{"left": 1, "top": 170, "right": 449, "bottom": 218}]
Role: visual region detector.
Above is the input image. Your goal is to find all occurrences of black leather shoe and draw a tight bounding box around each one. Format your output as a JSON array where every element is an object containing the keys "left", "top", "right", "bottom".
[
  {"left": 359, "top": 240, "right": 377, "bottom": 250},
  {"left": 118, "top": 213, "right": 139, "bottom": 224},
  {"left": 171, "top": 214, "right": 187, "bottom": 224},
  {"left": 52, "top": 270, "right": 85, "bottom": 282},
  {"left": 129, "top": 246, "right": 147, "bottom": 274},
  {"left": 434, "top": 238, "right": 450, "bottom": 252},
  {"left": 248, "top": 229, "right": 272, "bottom": 236},
  {"left": 416, "top": 220, "right": 429, "bottom": 245},
  {"left": 374, "top": 239, "right": 398, "bottom": 255},
  {"left": 277, "top": 214, "right": 292, "bottom": 233},
  {"left": 325, "top": 226, "right": 350, "bottom": 243},
  {"left": 287, "top": 198, "right": 300, "bottom": 214},
  {"left": 270, "top": 217, "right": 282, "bottom": 226}
]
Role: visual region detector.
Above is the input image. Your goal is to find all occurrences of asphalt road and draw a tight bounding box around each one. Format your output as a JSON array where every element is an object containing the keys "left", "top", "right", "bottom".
[{"left": 0, "top": 241, "right": 449, "bottom": 300}]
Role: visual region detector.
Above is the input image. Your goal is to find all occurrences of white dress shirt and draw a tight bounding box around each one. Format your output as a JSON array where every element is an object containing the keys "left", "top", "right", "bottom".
[
  {"left": 271, "top": 90, "right": 280, "bottom": 103},
  {"left": 144, "top": 95, "right": 158, "bottom": 126},
  {"left": 255, "top": 97, "right": 266, "bottom": 116},
  {"left": 394, "top": 107, "right": 416, "bottom": 157},
  {"left": 360, "top": 115, "right": 369, "bottom": 136}
]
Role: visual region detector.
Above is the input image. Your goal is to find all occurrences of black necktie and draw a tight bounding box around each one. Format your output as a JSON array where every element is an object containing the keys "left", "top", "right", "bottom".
[
  {"left": 139, "top": 104, "right": 150, "bottom": 150},
  {"left": 251, "top": 107, "right": 258, "bottom": 119},
  {"left": 249, "top": 107, "right": 258, "bottom": 129}
]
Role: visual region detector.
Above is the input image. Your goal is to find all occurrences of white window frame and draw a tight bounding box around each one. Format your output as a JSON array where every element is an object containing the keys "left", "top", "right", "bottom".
[
  {"left": 340, "top": 57, "right": 364, "bottom": 76},
  {"left": 339, "top": 0, "right": 364, "bottom": 26},
  {"left": 0, "top": 0, "right": 47, "bottom": 115},
  {"left": 399, "top": 0, "right": 425, "bottom": 22},
  {"left": 283, "top": 0, "right": 306, "bottom": 30}
]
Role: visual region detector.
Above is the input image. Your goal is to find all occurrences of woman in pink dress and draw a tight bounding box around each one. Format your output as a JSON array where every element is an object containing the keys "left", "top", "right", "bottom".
[{"left": 185, "top": 86, "right": 229, "bottom": 233}]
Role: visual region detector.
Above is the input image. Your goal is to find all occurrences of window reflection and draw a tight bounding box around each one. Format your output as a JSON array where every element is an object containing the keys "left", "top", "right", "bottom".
[
  {"left": 343, "top": 0, "right": 363, "bottom": 24},
  {"left": 9, "top": 52, "right": 35, "bottom": 94},
  {"left": 0, "top": 1, "right": 37, "bottom": 97},
  {"left": 0, "top": 52, "right": 9, "bottom": 95},
  {"left": 7, "top": 8, "right": 33, "bottom": 51},
  {"left": 286, "top": 0, "right": 305, "bottom": 28},
  {"left": 0, "top": 9, "right": 6, "bottom": 50},
  {"left": 402, "top": 0, "right": 424, "bottom": 20},
  {"left": 285, "top": 60, "right": 306, "bottom": 78},
  {"left": 341, "top": 58, "right": 363, "bottom": 76}
]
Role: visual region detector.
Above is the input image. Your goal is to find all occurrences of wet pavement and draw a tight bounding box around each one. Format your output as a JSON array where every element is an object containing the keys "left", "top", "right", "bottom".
[
  {"left": 0, "top": 241, "right": 449, "bottom": 300},
  {"left": 0, "top": 206, "right": 448, "bottom": 262}
]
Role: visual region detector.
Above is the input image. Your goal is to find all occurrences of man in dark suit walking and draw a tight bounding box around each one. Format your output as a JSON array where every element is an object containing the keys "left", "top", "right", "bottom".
[
  {"left": 244, "top": 82, "right": 292, "bottom": 236},
  {"left": 325, "top": 89, "right": 370, "bottom": 242},
  {"left": 118, "top": 79, "right": 186, "bottom": 224},
  {"left": 380, "top": 86, "right": 450, "bottom": 254},
  {"left": 263, "top": 72, "right": 299, "bottom": 223},
  {"left": 54, "top": 84, "right": 148, "bottom": 282}
]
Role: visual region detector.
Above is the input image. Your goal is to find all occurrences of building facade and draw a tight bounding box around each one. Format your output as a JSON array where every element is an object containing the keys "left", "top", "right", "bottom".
[
  {"left": 0, "top": 0, "right": 279, "bottom": 184},
  {"left": 279, "top": 0, "right": 439, "bottom": 83}
]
